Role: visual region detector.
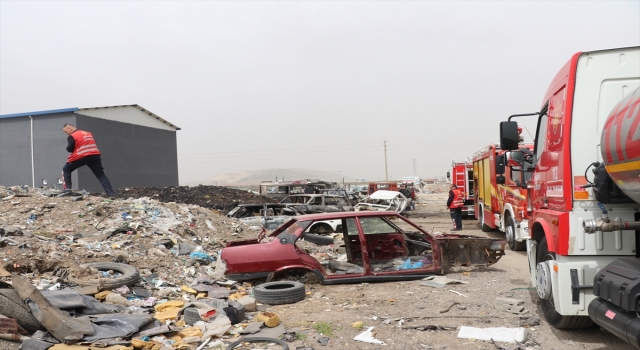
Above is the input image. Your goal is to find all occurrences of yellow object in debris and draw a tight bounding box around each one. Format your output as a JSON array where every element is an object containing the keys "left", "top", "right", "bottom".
[
  {"left": 94, "top": 290, "right": 112, "bottom": 300},
  {"left": 196, "top": 292, "right": 207, "bottom": 299},
  {"left": 256, "top": 311, "right": 280, "bottom": 328},
  {"left": 181, "top": 285, "right": 197, "bottom": 294},
  {"left": 130, "top": 339, "right": 161, "bottom": 349},
  {"left": 178, "top": 326, "right": 203, "bottom": 338},
  {"left": 49, "top": 345, "right": 133, "bottom": 350},
  {"left": 154, "top": 307, "right": 181, "bottom": 321},
  {"left": 175, "top": 319, "right": 186, "bottom": 327},
  {"left": 154, "top": 300, "right": 185, "bottom": 311},
  {"left": 351, "top": 321, "right": 364, "bottom": 329},
  {"left": 228, "top": 291, "right": 247, "bottom": 300}
]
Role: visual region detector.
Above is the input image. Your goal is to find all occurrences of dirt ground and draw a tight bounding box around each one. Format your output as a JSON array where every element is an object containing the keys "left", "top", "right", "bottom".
[
  {"left": 257, "top": 192, "right": 633, "bottom": 350},
  {"left": 0, "top": 187, "right": 634, "bottom": 350}
]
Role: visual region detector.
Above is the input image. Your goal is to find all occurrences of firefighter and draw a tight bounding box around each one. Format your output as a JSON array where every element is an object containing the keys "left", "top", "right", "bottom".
[
  {"left": 447, "top": 184, "right": 464, "bottom": 231},
  {"left": 62, "top": 124, "right": 115, "bottom": 197}
]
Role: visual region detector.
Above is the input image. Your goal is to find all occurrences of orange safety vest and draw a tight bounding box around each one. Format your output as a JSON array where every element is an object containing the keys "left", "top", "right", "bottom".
[
  {"left": 448, "top": 189, "right": 464, "bottom": 209},
  {"left": 67, "top": 130, "right": 101, "bottom": 162}
]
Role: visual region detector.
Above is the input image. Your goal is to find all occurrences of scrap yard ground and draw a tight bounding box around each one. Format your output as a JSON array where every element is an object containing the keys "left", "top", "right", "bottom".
[{"left": 0, "top": 185, "right": 632, "bottom": 349}]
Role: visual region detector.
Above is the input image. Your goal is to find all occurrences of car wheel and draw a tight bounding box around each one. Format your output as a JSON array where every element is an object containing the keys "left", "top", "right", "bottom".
[
  {"left": 479, "top": 208, "right": 493, "bottom": 232},
  {"left": 70, "top": 262, "right": 140, "bottom": 291},
  {"left": 253, "top": 281, "right": 305, "bottom": 305},
  {"left": 303, "top": 233, "right": 334, "bottom": 246},
  {"left": 227, "top": 337, "right": 289, "bottom": 350},
  {"left": 537, "top": 237, "right": 593, "bottom": 329},
  {"left": 506, "top": 216, "right": 526, "bottom": 251},
  {"left": 0, "top": 289, "right": 42, "bottom": 333}
]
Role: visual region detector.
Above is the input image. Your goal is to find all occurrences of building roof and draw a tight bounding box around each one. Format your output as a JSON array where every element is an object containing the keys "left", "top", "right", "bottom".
[
  {"left": 0, "top": 107, "right": 79, "bottom": 119},
  {"left": 0, "top": 104, "right": 180, "bottom": 130}
]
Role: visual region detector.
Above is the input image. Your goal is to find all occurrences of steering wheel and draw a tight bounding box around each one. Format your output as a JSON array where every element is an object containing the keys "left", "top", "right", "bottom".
[{"left": 258, "top": 227, "right": 267, "bottom": 242}]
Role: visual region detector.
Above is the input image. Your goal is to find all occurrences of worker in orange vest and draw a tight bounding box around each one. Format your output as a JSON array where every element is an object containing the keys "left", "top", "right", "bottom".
[
  {"left": 62, "top": 124, "right": 115, "bottom": 197},
  {"left": 447, "top": 184, "right": 464, "bottom": 231}
]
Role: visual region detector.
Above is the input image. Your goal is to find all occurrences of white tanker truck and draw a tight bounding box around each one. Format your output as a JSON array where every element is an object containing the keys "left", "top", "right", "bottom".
[{"left": 499, "top": 47, "right": 640, "bottom": 347}]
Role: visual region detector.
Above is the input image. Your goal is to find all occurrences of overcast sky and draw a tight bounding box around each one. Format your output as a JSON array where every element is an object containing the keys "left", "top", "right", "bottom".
[{"left": 1, "top": 1, "right": 639, "bottom": 184}]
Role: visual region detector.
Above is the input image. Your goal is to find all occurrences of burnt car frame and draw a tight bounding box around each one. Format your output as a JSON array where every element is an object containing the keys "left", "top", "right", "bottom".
[
  {"left": 279, "top": 194, "right": 352, "bottom": 213},
  {"left": 220, "top": 211, "right": 506, "bottom": 284}
]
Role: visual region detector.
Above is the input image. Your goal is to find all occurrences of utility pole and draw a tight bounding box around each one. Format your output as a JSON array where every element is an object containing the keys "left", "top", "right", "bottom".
[
  {"left": 384, "top": 141, "right": 389, "bottom": 181},
  {"left": 413, "top": 159, "right": 417, "bottom": 176}
]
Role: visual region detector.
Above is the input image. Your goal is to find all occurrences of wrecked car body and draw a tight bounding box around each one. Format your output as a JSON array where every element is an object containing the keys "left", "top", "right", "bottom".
[
  {"left": 226, "top": 203, "right": 342, "bottom": 233},
  {"left": 354, "top": 190, "right": 411, "bottom": 213},
  {"left": 279, "top": 194, "right": 353, "bottom": 213},
  {"left": 220, "top": 212, "right": 506, "bottom": 284},
  {"left": 226, "top": 203, "right": 302, "bottom": 230}
]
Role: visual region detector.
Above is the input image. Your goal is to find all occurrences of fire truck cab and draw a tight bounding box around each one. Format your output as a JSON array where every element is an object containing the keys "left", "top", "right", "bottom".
[{"left": 472, "top": 144, "right": 532, "bottom": 251}]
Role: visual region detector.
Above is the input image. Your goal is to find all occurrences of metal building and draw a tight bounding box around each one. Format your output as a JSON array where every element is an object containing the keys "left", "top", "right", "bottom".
[{"left": 0, "top": 105, "right": 180, "bottom": 193}]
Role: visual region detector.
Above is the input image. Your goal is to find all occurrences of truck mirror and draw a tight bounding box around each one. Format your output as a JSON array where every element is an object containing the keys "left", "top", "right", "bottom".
[
  {"left": 446, "top": 171, "right": 450, "bottom": 179},
  {"left": 500, "top": 121, "right": 520, "bottom": 150},
  {"left": 496, "top": 154, "right": 506, "bottom": 175},
  {"left": 496, "top": 175, "right": 505, "bottom": 185}
]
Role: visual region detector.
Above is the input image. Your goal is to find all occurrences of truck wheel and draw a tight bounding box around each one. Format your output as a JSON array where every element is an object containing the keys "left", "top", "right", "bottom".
[
  {"left": 506, "top": 216, "right": 526, "bottom": 251},
  {"left": 479, "top": 209, "right": 493, "bottom": 232},
  {"left": 537, "top": 237, "right": 594, "bottom": 329}
]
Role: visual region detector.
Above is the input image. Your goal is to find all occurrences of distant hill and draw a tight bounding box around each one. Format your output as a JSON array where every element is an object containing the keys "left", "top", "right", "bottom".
[{"left": 186, "top": 168, "right": 357, "bottom": 186}]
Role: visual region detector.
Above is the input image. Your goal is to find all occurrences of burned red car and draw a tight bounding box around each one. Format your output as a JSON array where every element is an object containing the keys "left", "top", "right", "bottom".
[{"left": 220, "top": 211, "right": 506, "bottom": 284}]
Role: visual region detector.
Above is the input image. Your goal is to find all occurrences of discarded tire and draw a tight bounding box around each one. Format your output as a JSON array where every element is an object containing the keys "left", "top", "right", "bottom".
[
  {"left": 253, "top": 281, "right": 305, "bottom": 305},
  {"left": 227, "top": 337, "right": 289, "bottom": 350},
  {"left": 71, "top": 262, "right": 140, "bottom": 291},
  {"left": 0, "top": 289, "right": 42, "bottom": 333},
  {"left": 303, "top": 233, "right": 334, "bottom": 246}
]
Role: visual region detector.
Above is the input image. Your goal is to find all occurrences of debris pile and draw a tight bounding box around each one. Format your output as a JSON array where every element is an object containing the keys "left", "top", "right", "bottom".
[
  {"left": 0, "top": 185, "right": 308, "bottom": 349},
  {"left": 112, "top": 185, "right": 272, "bottom": 211}
]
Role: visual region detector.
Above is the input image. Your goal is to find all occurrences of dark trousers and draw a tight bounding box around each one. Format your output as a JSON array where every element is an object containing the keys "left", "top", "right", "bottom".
[
  {"left": 450, "top": 208, "right": 463, "bottom": 230},
  {"left": 62, "top": 155, "right": 114, "bottom": 196}
]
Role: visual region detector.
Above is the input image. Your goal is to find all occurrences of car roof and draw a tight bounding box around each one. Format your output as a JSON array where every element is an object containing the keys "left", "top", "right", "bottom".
[{"left": 295, "top": 211, "right": 400, "bottom": 221}]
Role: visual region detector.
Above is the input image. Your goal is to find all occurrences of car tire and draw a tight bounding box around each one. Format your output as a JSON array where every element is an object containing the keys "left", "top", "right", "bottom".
[
  {"left": 253, "top": 281, "right": 305, "bottom": 305},
  {"left": 537, "top": 237, "right": 594, "bottom": 329},
  {"left": 506, "top": 216, "right": 526, "bottom": 251},
  {"left": 0, "top": 289, "right": 42, "bottom": 333},
  {"left": 303, "top": 233, "right": 334, "bottom": 246},
  {"left": 71, "top": 262, "right": 140, "bottom": 291},
  {"left": 479, "top": 208, "right": 493, "bottom": 232},
  {"left": 226, "top": 337, "right": 289, "bottom": 350}
]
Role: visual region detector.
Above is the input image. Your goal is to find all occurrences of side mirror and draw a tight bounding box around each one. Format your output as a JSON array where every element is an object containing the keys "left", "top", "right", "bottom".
[
  {"left": 496, "top": 175, "right": 506, "bottom": 185},
  {"left": 496, "top": 154, "right": 506, "bottom": 175},
  {"left": 500, "top": 121, "right": 520, "bottom": 150},
  {"left": 446, "top": 171, "right": 450, "bottom": 179}
]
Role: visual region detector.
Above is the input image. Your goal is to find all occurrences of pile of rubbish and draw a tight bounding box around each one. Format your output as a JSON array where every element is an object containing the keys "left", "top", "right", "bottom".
[
  {"left": 112, "top": 186, "right": 272, "bottom": 211},
  {"left": 0, "top": 185, "right": 311, "bottom": 349}
]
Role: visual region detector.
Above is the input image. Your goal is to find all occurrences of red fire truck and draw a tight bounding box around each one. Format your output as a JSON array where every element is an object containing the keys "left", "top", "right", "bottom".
[
  {"left": 499, "top": 47, "right": 640, "bottom": 346},
  {"left": 447, "top": 161, "right": 474, "bottom": 218},
  {"left": 472, "top": 144, "right": 532, "bottom": 251}
]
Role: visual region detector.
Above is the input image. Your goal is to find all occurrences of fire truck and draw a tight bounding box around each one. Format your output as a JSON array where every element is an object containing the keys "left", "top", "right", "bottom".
[
  {"left": 447, "top": 161, "right": 475, "bottom": 218},
  {"left": 499, "top": 47, "right": 640, "bottom": 346},
  {"left": 472, "top": 144, "right": 532, "bottom": 251}
]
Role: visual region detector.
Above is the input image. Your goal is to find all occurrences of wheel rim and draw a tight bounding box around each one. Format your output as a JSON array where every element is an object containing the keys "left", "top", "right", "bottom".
[
  {"left": 542, "top": 253, "right": 555, "bottom": 307},
  {"left": 506, "top": 220, "right": 514, "bottom": 242}
]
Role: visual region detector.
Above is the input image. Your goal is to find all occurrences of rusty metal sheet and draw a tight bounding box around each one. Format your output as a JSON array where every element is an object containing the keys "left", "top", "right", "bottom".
[{"left": 437, "top": 236, "right": 506, "bottom": 272}]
